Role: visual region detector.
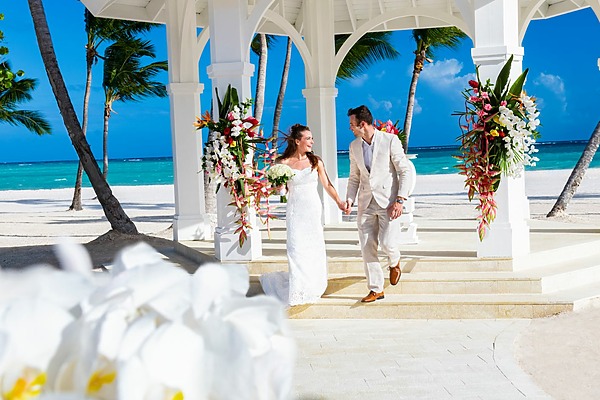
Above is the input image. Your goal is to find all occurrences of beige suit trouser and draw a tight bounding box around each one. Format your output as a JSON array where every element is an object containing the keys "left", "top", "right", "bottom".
[{"left": 357, "top": 197, "right": 401, "bottom": 293}]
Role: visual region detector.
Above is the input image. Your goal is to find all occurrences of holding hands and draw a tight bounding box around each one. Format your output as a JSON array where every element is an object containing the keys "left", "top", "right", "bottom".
[{"left": 342, "top": 200, "right": 352, "bottom": 215}]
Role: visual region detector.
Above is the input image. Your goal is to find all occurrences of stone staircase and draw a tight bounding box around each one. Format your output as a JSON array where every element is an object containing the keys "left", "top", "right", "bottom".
[{"left": 176, "top": 219, "right": 600, "bottom": 319}]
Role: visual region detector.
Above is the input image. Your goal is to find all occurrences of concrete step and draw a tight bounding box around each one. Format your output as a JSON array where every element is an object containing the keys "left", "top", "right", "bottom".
[
  {"left": 249, "top": 273, "right": 541, "bottom": 295},
  {"left": 250, "top": 255, "right": 600, "bottom": 296},
  {"left": 176, "top": 222, "right": 600, "bottom": 319},
  {"left": 243, "top": 256, "right": 513, "bottom": 274},
  {"left": 515, "top": 237, "right": 600, "bottom": 270},
  {"left": 283, "top": 283, "right": 600, "bottom": 319}
]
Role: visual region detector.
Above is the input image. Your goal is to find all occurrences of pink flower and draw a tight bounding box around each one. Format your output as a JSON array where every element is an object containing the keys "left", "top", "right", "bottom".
[
  {"left": 484, "top": 104, "right": 492, "bottom": 111},
  {"left": 500, "top": 100, "right": 507, "bottom": 106},
  {"left": 481, "top": 92, "right": 490, "bottom": 100},
  {"left": 477, "top": 110, "right": 487, "bottom": 118}
]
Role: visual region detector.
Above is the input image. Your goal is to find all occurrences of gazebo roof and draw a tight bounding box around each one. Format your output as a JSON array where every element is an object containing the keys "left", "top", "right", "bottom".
[{"left": 83, "top": 0, "right": 594, "bottom": 38}]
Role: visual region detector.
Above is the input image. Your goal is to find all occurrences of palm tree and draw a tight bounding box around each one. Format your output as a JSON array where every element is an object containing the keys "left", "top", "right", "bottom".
[
  {"left": 335, "top": 32, "right": 400, "bottom": 82},
  {"left": 250, "top": 33, "right": 276, "bottom": 123},
  {"left": 0, "top": 63, "right": 51, "bottom": 135},
  {"left": 547, "top": 121, "right": 600, "bottom": 217},
  {"left": 0, "top": 14, "right": 25, "bottom": 91},
  {"left": 70, "top": 11, "right": 156, "bottom": 211},
  {"left": 27, "top": 0, "right": 138, "bottom": 234},
  {"left": 271, "top": 37, "right": 292, "bottom": 139},
  {"left": 101, "top": 37, "right": 168, "bottom": 180},
  {"left": 402, "top": 27, "right": 467, "bottom": 152}
]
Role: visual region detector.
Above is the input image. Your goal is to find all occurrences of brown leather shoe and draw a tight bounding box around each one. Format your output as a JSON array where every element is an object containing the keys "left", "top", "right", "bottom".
[
  {"left": 389, "top": 264, "right": 401, "bottom": 285},
  {"left": 361, "top": 290, "right": 384, "bottom": 303}
]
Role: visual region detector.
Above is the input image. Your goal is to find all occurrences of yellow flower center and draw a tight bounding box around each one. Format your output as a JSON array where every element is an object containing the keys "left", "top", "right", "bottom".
[
  {"left": 490, "top": 129, "right": 499, "bottom": 137},
  {"left": 87, "top": 369, "right": 117, "bottom": 394},
  {"left": 4, "top": 372, "right": 46, "bottom": 400},
  {"left": 172, "top": 391, "right": 184, "bottom": 400}
]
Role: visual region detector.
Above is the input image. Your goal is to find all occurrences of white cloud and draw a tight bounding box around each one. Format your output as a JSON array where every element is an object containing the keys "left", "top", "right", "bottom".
[
  {"left": 533, "top": 73, "right": 567, "bottom": 112},
  {"left": 534, "top": 73, "right": 565, "bottom": 95},
  {"left": 413, "top": 98, "right": 422, "bottom": 115},
  {"left": 367, "top": 95, "right": 393, "bottom": 112},
  {"left": 349, "top": 74, "right": 369, "bottom": 87},
  {"left": 375, "top": 70, "right": 386, "bottom": 80},
  {"left": 420, "top": 59, "right": 475, "bottom": 93}
]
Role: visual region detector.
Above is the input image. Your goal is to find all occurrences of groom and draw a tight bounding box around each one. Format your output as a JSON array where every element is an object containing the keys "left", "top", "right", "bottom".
[{"left": 344, "top": 105, "right": 411, "bottom": 303}]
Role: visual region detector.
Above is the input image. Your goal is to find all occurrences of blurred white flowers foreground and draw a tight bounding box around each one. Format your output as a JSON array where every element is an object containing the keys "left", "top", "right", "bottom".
[{"left": 0, "top": 241, "right": 295, "bottom": 400}]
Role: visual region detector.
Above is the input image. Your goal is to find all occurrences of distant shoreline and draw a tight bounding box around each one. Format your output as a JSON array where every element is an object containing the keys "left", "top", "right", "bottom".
[
  {"left": 1, "top": 140, "right": 598, "bottom": 191},
  {"left": 0, "top": 139, "right": 592, "bottom": 165},
  {"left": 1, "top": 167, "right": 599, "bottom": 193}
]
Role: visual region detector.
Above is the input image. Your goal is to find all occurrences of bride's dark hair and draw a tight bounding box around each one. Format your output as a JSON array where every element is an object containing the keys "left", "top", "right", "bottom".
[{"left": 277, "top": 123, "right": 319, "bottom": 170}]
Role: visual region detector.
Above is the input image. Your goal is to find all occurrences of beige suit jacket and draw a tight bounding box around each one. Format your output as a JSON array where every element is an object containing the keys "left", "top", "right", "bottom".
[{"left": 346, "top": 129, "right": 411, "bottom": 212}]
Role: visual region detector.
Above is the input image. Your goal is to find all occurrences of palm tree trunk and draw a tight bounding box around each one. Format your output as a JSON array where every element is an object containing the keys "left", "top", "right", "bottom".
[
  {"left": 103, "top": 103, "right": 110, "bottom": 180},
  {"left": 402, "top": 50, "right": 425, "bottom": 153},
  {"left": 547, "top": 121, "right": 600, "bottom": 217},
  {"left": 272, "top": 37, "right": 292, "bottom": 146},
  {"left": 27, "top": 0, "right": 137, "bottom": 235},
  {"left": 69, "top": 44, "right": 94, "bottom": 211},
  {"left": 254, "top": 33, "right": 267, "bottom": 122}
]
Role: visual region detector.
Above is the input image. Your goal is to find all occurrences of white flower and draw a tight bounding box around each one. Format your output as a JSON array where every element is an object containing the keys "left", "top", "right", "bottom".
[
  {"left": 267, "top": 164, "right": 294, "bottom": 180},
  {"left": 0, "top": 242, "right": 296, "bottom": 399}
]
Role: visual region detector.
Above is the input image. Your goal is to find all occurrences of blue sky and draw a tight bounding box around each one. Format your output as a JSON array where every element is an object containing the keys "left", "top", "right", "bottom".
[{"left": 1, "top": 2, "right": 599, "bottom": 163}]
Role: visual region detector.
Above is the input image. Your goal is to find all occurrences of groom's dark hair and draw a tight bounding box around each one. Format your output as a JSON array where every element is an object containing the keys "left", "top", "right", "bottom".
[{"left": 347, "top": 105, "right": 373, "bottom": 125}]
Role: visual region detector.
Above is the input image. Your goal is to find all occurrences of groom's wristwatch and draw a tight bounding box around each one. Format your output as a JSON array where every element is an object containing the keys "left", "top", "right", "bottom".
[{"left": 395, "top": 198, "right": 405, "bottom": 204}]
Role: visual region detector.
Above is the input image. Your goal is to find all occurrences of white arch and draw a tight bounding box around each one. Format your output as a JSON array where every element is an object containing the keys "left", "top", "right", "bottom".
[
  {"left": 195, "top": 27, "right": 210, "bottom": 64},
  {"left": 589, "top": 0, "right": 600, "bottom": 23},
  {"left": 263, "top": 9, "right": 315, "bottom": 86},
  {"left": 518, "top": 0, "right": 548, "bottom": 44},
  {"left": 244, "top": 0, "right": 277, "bottom": 51},
  {"left": 334, "top": 8, "right": 471, "bottom": 76}
]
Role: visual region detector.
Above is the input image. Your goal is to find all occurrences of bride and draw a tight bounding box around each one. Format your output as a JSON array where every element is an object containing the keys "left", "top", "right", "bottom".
[{"left": 260, "top": 124, "right": 346, "bottom": 306}]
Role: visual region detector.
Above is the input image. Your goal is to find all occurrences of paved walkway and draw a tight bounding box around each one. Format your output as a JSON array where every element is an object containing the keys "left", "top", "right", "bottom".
[{"left": 290, "top": 319, "right": 550, "bottom": 400}]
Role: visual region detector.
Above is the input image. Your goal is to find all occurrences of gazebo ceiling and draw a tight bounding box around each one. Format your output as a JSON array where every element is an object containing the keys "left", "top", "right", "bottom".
[{"left": 83, "top": 0, "right": 595, "bottom": 37}]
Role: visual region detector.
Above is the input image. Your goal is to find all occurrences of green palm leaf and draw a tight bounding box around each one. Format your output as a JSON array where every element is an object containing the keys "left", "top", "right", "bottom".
[
  {"left": 336, "top": 32, "right": 400, "bottom": 81},
  {"left": 0, "top": 62, "right": 50, "bottom": 135},
  {"left": 102, "top": 38, "right": 168, "bottom": 103},
  {"left": 250, "top": 34, "right": 277, "bottom": 55},
  {"left": 0, "top": 109, "right": 51, "bottom": 135},
  {"left": 412, "top": 27, "right": 467, "bottom": 59}
]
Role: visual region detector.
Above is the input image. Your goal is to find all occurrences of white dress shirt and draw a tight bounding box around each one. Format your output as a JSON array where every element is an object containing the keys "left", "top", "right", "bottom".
[{"left": 362, "top": 136, "right": 374, "bottom": 172}]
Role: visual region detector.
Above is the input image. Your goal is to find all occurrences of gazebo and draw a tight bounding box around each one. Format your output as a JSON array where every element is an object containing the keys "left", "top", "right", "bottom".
[{"left": 81, "top": 0, "right": 599, "bottom": 262}]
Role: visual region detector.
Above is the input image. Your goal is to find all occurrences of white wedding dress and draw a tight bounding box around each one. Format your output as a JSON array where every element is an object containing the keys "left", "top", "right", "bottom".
[{"left": 260, "top": 167, "right": 328, "bottom": 306}]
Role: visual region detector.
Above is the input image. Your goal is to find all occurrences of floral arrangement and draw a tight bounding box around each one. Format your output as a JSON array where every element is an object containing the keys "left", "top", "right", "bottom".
[
  {"left": 195, "top": 85, "right": 276, "bottom": 246},
  {"left": 455, "top": 56, "right": 540, "bottom": 240},
  {"left": 375, "top": 119, "right": 406, "bottom": 145},
  {"left": 0, "top": 241, "right": 296, "bottom": 399},
  {"left": 266, "top": 164, "right": 294, "bottom": 203}
]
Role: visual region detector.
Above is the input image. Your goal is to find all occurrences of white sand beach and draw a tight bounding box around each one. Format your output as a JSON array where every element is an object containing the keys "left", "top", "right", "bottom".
[{"left": 1, "top": 169, "right": 600, "bottom": 398}]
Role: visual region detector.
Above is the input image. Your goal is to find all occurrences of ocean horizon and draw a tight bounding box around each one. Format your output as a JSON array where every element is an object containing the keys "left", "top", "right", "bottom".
[{"left": 1, "top": 140, "right": 598, "bottom": 191}]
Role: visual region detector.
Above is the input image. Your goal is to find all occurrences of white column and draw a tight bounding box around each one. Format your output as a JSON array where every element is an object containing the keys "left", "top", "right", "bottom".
[
  {"left": 471, "top": 0, "right": 530, "bottom": 258},
  {"left": 302, "top": 0, "right": 342, "bottom": 224},
  {"left": 207, "top": 0, "right": 262, "bottom": 261},
  {"left": 165, "top": 0, "right": 212, "bottom": 241}
]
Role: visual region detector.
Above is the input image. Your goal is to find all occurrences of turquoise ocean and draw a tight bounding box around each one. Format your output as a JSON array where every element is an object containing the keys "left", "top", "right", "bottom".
[{"left": 1, "top": 141, "right": 598, "bottom": 191}]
